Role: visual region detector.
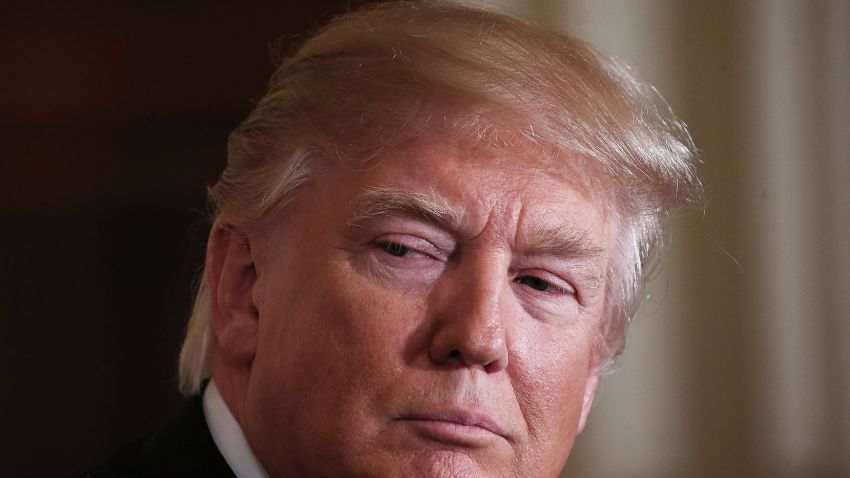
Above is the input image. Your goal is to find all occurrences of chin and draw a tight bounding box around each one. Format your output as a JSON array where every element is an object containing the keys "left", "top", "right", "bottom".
[{"left": 391, "top": 450, "right": 494, "bottom": 478}]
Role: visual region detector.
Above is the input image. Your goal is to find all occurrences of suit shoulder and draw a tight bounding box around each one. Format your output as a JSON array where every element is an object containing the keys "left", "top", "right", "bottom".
[{"left": 77, "top": 395, "right": 234, "bottom": 478}]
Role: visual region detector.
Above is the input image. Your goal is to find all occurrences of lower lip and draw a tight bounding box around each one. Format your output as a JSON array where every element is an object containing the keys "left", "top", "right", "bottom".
[{"left": 399, "top": 419, "right": 501, "bottom": 446}]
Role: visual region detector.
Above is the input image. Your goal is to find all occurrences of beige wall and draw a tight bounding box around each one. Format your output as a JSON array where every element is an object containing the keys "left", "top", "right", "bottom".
[{"left": 467, "top": 1, "right": 849, "bottom": 476}]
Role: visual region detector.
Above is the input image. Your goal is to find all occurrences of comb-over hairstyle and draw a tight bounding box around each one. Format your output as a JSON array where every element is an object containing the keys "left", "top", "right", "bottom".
[{"left": 178, "top": 0, "right": 703, "bottom": 395}]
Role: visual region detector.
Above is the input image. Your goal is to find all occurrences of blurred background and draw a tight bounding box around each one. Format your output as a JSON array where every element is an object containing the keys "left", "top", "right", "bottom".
[{"left": 1, "top": 1, "right": 847, "bottom": 477}]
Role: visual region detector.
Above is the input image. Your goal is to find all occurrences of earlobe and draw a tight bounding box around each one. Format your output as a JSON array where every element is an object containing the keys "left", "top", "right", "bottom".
[
  {"left": 206, "top": 220, "right": 261, "bottom": 363},
  {"left": 577, "top": 372, "right": 600, "bottom": 434}
]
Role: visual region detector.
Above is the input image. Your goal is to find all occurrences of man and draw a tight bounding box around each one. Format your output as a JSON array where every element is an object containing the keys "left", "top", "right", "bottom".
[{"left": 86, "top": 1, "right": 702, "bottom": 476}]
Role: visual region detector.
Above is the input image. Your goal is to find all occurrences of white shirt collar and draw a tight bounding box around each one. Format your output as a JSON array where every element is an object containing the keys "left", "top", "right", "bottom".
[{"left": 202, "top": 380, "right": 269, "bottom": 478}]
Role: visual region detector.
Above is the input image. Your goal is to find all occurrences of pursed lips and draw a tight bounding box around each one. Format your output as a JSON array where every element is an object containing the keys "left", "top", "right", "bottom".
[{"left": 397, "top": 407, "right": 509, "bottom": 445}]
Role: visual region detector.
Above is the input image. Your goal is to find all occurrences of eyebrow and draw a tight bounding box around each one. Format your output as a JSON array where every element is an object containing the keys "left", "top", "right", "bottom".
[
  {"left": 521, "top": 223, "right": 608, "bottom": 288},
  {"left": 348, "top": 187, "right": 464, "bottom": 231},
  {"left": 522, "top": 222, "right": 606, "bottom": 260},
  {"left": 347, "top": 186, "right": 607, "bottom": 285}
]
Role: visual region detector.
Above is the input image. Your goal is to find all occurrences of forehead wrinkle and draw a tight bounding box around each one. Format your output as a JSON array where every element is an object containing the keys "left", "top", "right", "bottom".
[
  {"left": 512, "top": 195, "right": 605, "bottom": 258},
  {"left": 347, "top": 186, "right": 464, "bottom": 230}
]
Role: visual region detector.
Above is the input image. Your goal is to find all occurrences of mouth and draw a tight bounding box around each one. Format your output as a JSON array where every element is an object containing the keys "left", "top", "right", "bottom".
[{"left": 396, "top": 408, "right": 507, "bottom": 447}]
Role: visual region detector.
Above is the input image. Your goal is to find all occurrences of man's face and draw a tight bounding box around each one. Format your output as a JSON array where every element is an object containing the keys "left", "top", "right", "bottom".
[{"left": 241, "top": 140, "right": 614, "bottom": 477}]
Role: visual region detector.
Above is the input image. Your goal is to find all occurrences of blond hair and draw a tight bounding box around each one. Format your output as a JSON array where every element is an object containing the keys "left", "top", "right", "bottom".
[{"left": 178, "top": 1, "right": 703, "bottom": 395}]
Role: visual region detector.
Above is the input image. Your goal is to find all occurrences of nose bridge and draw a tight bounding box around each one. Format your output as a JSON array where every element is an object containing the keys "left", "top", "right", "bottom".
[{"left": 428, "top": 248, "right": 510, "bottom": 372}]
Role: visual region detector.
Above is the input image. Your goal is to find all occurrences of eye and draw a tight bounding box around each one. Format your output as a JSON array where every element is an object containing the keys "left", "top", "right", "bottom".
[
  {"left": 371, "top": 234, "right": 449, "bottom": 268},
  {"left": 377, "top": 240, "right": 412, "bottom": 257},
  {"left": 513, "top": 274, "right": 575, "bottom": 296}
]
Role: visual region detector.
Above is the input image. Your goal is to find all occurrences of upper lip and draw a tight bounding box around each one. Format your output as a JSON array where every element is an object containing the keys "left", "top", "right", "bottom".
[{"left": 400, "top": 406, "right": 506, "bottom": 437}]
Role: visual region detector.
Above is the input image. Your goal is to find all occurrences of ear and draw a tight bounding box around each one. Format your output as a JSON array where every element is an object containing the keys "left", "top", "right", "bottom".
[
  {"left": 206, "top": 220, "right": 260, "bottom": 363},
  {"left": 576, "top": 371, "right": 600, "bottom": 434}
]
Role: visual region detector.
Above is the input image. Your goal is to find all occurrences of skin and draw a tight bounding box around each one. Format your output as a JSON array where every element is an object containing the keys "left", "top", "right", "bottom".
[{"left": 206, "top": 139, "right": 616, "bottom": 477}]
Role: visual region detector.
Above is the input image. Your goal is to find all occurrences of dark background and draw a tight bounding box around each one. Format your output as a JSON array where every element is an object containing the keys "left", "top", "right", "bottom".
[{"left": 1, "top": 2, "right": 362, "bottom": 476}]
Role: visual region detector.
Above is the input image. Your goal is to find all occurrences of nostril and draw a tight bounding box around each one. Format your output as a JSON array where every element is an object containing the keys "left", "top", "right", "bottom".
[{"left": 446, "top": 349, "right": 462, "bottom": 361}]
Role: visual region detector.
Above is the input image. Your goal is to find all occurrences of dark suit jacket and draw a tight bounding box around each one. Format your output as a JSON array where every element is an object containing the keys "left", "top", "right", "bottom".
[{"left": 78, "top": 394, "right": 236, "bottom": 478}]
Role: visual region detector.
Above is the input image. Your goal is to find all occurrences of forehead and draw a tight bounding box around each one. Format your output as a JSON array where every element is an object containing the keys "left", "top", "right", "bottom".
[{"left": 352, "top": 139, "right": 615, "bottom": 237}]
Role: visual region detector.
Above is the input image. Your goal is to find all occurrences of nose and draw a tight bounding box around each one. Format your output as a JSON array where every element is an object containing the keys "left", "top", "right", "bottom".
[{"left": 427, "top": 258, "right": 510, "bottom": 373}]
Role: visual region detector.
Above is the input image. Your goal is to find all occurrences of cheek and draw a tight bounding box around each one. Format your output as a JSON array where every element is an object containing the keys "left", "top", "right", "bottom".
[
  {"left": 255, "top": 261, "right": 420, "bottom": 402},
  {"left": 246, "top": 267, "right": 422, "bottom": 468},
  {"left": 510, "top": 322, "right": 595, "bottom": 445}
]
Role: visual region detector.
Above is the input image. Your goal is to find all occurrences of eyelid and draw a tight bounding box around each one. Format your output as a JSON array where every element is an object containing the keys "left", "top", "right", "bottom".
[
  {"left": 544, "top": 275, "right": 577, "bottom": 296},
  {"left": 514, "top": 269, "right": 577, "bottom": 297},
  {"left": 374, "top": 233, "right": 447, "bottom": 261},
  {"left": 358, "top": 212, "right": 456, "bottom": 246}
]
